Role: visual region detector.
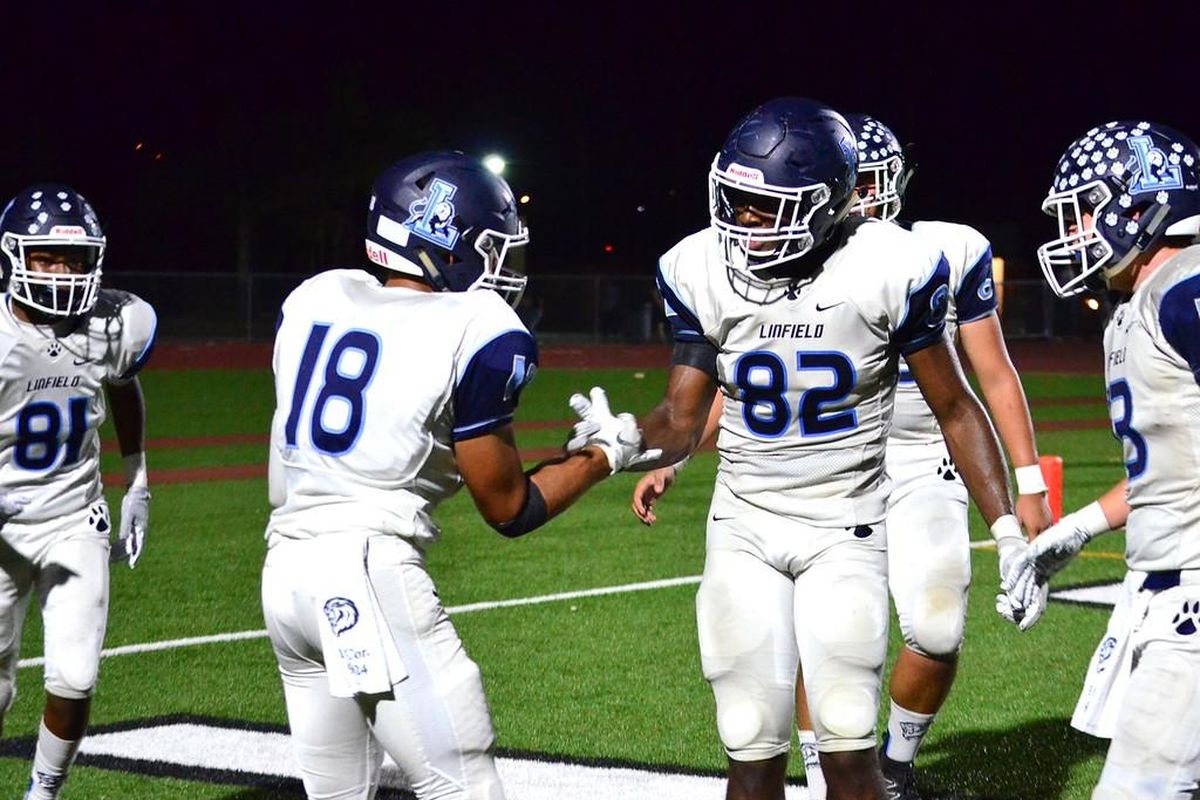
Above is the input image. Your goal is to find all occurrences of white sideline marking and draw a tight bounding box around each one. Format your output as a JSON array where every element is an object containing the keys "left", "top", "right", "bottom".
[
  {"left": 17, "top": 575, "right": 704, "bottom": 669},
  {"left": 79, "top": 722, "right": 811, "bottom": 799}
]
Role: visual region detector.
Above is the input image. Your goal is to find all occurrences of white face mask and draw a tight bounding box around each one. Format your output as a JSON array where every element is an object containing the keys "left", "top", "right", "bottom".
[
  {"left": 2, "top": 234, "right": 105, "bottom": 317},
  {"left": 708, "top": 158, "right": 836, "bottom": 302}
]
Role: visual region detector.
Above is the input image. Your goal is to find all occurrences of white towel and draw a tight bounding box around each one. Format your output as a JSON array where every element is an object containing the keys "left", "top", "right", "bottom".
[
  {"left": 1071, "top": 570, "right": 1145, "bottom": 738},
  {"left": 314, "top": 534, "right": 408, "bottom": 698}
]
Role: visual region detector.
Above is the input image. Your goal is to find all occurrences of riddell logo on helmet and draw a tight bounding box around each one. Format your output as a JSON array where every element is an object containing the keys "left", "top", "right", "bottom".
[
  {"left": 727, "top": 164, "right": 765, "bottom": 184},
  {"left": 365, "top": 242, "right": 389, "bottom": 266},
  {"left": 49, "top": 225, "right": 86, "bottom": 236}
]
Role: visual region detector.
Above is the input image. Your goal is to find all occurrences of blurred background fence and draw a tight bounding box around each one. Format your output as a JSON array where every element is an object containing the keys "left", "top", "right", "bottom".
[{"left": 109, "top": 272, "right": 1113, "bottom": 344}]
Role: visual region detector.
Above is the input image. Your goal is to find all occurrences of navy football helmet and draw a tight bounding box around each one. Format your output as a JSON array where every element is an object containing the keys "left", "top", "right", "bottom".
[
  {"left": 365, "top": 151, "right": 529, "bottom": 305},
  {"left": 709, "top": 97, "right": 858, "bottom": 303},
  {"left": 844, "top": 114, "right": 911, "bottom": 221},
  {"left": 0, "top": 184, "right": 105, "bottom": 317},
  {"left": 1038, "top": 121, "right": 1200, "bottom": 297}
]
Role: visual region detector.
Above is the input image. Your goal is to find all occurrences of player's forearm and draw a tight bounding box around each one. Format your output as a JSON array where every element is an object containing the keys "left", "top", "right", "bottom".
[
  {"left": 1095, "top": 477, "right": 1131, "bottom": 530},
  {"left": 633, "top": 364, "right": 718, "bottom": 469},
  {"left": 528, "top": 448, "right": 612, "bottom": 520},
  {"left": 637, "top": 403, "right": 705, "bottom": 468},
  {"left": 939, "top": 394, "right": 1013, "bottom": 526},
  {"left": 977, "top": 368, "right": 1039, "bottom": 468},
  {"left": 105, "top": 378, "right": 146, "bottom": 457}
]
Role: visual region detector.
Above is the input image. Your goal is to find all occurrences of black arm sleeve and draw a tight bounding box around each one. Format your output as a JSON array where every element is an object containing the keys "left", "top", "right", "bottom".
[
  {"left": 491, "top": 478, "right": 549, "bottom": 538},
  {"left": 670, "top": 339, "right": 718, "bottom": 379}
]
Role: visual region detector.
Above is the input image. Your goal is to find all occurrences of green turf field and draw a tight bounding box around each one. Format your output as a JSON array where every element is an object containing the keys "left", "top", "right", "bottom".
[{"left": 0, "top": 366, "right": 1128, "bottom": 799}]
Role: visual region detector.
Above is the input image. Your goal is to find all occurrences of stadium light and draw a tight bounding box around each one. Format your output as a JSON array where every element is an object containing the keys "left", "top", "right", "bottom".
[
  {"left": 1085, "top": 297, "right": 1101, "bottom": 311},
  {"left": 483, "top": 154, "right": 506, "bottom": 175},
  {"left": 519, "top": 194, "right": 531, "bottom": 204}
]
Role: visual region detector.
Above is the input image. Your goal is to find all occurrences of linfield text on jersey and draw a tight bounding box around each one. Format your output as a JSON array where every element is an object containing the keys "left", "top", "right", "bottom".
[{"left": 757, "top": 322, "right": 825, "bottom": 339}]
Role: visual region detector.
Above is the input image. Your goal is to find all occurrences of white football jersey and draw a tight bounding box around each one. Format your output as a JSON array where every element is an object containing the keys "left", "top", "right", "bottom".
[
  {"left": 1103, "top": 245, "right": 1200, "bottom": 572},
  {"left": 889, "top": 220, "right": 997, "bottom": 446},
  {"left": 267, "top": 270, "right": 537, "bottom": 545},
  {"left": 0, "top": 291, "right": 157, "bottom": 524},
  {"left": 658, "top": 221, "right": 949, "bottom": 526}
]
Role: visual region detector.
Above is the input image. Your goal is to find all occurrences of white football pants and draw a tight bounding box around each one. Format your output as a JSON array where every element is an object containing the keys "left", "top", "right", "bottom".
[
  {"left": 884, "top": 441, "right": 971, "bottom": 659},
  {"left": 1092, "top": 573, "right": 1200, "bottom": 800},
  {"left": 0, "top": 501, "right": 112, "bottom": 714},
  {"left": 262, "top": 534, "right": 504, "bottom": 800},
  {"left": 696, "top": 484, "right": 889, "bottom": 758}
]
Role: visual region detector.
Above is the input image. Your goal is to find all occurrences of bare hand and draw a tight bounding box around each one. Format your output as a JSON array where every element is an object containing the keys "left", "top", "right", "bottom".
[
  {"left": 1016, "top": 492, "right": 1053, "bottom": 539},
  {"left": 631, "top": 467, "right": 677, "bottom": 526}
]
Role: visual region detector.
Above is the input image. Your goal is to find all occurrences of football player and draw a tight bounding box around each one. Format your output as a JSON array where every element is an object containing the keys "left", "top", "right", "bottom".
[
  {"left": 261, "top": 151, "right": 652, "bottom": 800},
  {"left": 630, "top": 113, "right": 1053, "bottom": 799},
  {"left": 1001, "top": 120, "right": 1200, "bottom": 799},
  {"left": 828, "top": 114, "right": 1052, "bottom": 799},
  {"left": 578, "top": 97, "right": 1024, "bottom": 800},
  {"left": 0, "top": 185, "right": 156, "bottom": 799}
]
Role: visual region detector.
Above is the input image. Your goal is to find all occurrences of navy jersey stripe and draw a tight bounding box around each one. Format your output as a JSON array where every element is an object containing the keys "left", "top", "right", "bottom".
[
  {"left": 656, "top": 265, "right": 704, "bottom": 340},
  {"left": 118, "top": 309, "right": 158, "bottom": 381},
  {"left": 453, "top": 329, "right": 538, "bottom": 441},
  {"left": 1160, "top": 274, "right": 1200, "bottom": 385},
  {"left": 954, "top": 246, "right": 998, "bottom": 324},
  {"left": 894, "top": 256, "right": 951, "bottom": 356}
]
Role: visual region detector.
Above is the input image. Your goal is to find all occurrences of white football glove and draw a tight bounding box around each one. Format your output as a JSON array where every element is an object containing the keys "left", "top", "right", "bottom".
[
  {"left": 1018, "top": 503, "right": 1108, "bottom": 583},
  {"left": 998, "top": 502, "right": 1110, "bottom": 631},
  {"left": 112, "top": 485, "right": 150, "bottom": 568},
  {"left": 0, "top": 493, "right": 29, "bottom": 524},
  {"left": 995, "top": 582, "right": 1049, "bottom": 631},
  {"left": 113, "top": 453, "right": 151, "bottom": 569},
  {"left": 565, "top": 387, "right": 662, "bottom": 474},
  {"left": 992, "top": 515, "right": 1044, "bottom": 629}
]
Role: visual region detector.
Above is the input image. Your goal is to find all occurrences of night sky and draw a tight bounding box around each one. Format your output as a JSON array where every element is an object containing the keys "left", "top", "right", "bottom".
[{"left": 3, "top": 2, "right": 1196, "bottom": 283}]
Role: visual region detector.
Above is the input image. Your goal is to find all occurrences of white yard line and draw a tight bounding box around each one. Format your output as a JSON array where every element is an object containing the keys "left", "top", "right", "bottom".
[
  {"left": 17, "top": 574, "right": 704, "bottom": 669},
  {"left": 12, "top": 542, "right": 1028, "bottom": 669}
]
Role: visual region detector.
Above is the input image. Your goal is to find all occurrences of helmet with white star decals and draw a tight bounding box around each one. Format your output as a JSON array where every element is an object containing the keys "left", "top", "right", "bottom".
[
  {"left": 844, "top": 113, "right": 912, "bottom": 221},
  {"left": 0, "top": 183, "right": 106, "bottom": 317},
  {"left": 1038, "top": 121, "right": 1200, "bottom": 297}
]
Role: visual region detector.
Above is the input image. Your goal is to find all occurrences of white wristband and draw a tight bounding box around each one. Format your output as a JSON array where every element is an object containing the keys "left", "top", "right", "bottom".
[
  {"left": 989, "top": 513, "right": 1024, "bottom": 544},
  {"left": 1014, "top": 464, "right": 1048, "bottom": 495},
  {"left": 670, "top": 455, "right": 691, "bottom": 477},
  {"left": 123, "top": 452, "right": 148, "bottom": 489},
  {"left": 1066, "top": 500, "right": 1111, "bottom": 540}
]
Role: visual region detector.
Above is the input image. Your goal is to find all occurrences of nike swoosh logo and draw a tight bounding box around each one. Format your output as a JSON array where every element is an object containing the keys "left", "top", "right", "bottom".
[
  {"left": 72, "top": 358, "right": 89, "bottom": 365},
  {"left": 815, "top": 302, "right": 844, "bottom": 312},
  {"left": 615, "top": 434, "right": 640, "bottom": 447},
  {"left": 711, "top": 514, "right": 734, "bottom": 522}
]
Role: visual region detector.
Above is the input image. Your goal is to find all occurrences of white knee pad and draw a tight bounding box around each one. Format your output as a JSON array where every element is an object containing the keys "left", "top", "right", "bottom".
[
  {"left": 45, "top": 652, "right": 99, "bottom": 699},
  {"left": 901, "top": 581, "right": 967, "bottom": 658},
  {"left": 714, "top": 695, "right": 767, "bottom": 754},
  {"left": 813, "top": 685, "right": 877, "bottom": 743}
]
